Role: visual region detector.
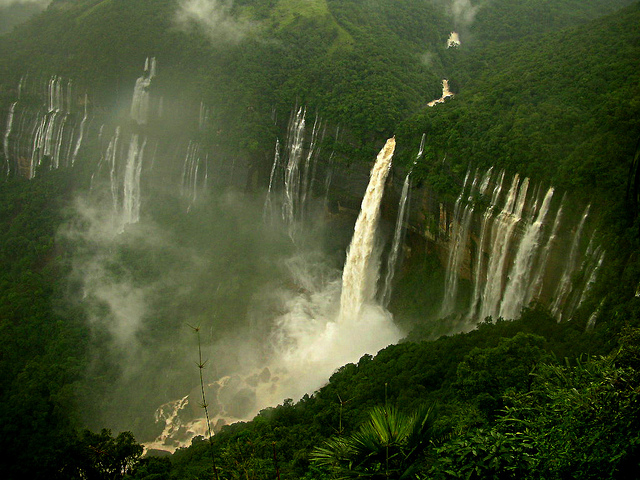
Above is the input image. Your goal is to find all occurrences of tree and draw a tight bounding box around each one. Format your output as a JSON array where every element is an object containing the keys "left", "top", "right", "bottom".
[
  {"left": 311, "top": 404, "right": 441, "bottom": 479},
  {"left": 63, "top": 429, "right": 143, "bottom": 480}
]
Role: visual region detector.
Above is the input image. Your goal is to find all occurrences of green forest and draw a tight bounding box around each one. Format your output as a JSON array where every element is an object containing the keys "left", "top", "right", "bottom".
[{"left": 1, "top": 0, "right": 639, "bottom": 478}]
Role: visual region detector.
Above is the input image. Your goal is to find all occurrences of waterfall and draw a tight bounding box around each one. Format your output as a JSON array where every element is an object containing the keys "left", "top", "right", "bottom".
[
  {"left": 122, "top": 135, "right": 145, "bottom": 226},
  {"left": 428, "top": 79, "right": 454, "bottom": 107},
  {"left": 131, "top": 57, "right": 156, "bottom": 124},
  {"left": 576, "top": 248, "right": 605, "bottom": 310},
  {"left": 107, "top": 127, "right": 122, "bottom": 213},
  {"left": 3, "top": 102, "right": 17, "bottom": 176},
  {"left": 380, "top": 171, "right": 411, "bottom": 308},
  {"left": 526, "top": 195, "right": 564, "bottom": 305},
  {"left": 71, "top": 94, "right": 89, "bottom": 165},
  {"left": 551, "top": 205, "right": 590, "bottom": 319},
  {"left": 263, "top": 139, "right": 281, "bottom": 223},
  {"left": 379, "top": 136, "right": 425, "bottom": 307},
  {"left": 440, "top": 170, "right": 481, "bottom": 316},
  {"left": 447, "top": 32, "right": 461, "bottom": 47},
  {"left": 467, "top": 169, "right": 503, "bottom": 320},
  {"left": 499, "top": 186, "right": 554, "bottom": 319},
  {"left": 283, "top": 107, "right": 306, "bottom": 233},
  {"left": 4, "top": 74, "right": 81, "bottom": 178},
  {"left": 300, "top": 115, "right": 322, "bottom": 220},
  {"left": 340, "top": 137, "right": 396, "bottom": 321},
  {"left": 442, "top": 166, "right": 600, "bottom": 323},
  {"left": 478, "top": 175, "right": 529, "bottom": 320}
]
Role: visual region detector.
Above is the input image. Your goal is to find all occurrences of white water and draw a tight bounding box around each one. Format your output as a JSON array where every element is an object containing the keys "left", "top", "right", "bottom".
[
  {"left": 131, "top": 57, "right": 156, "bottom": 124},
  {"left": 428, "top": 79, "right": 454, "bottom": 107},
  {"left": 71, "top": 94, "right": 89, "bottom": 165},
  {"left": 122, "top": 134, "right": 145, "bottom": 226},
  {"left": 263, "top": 139, "right": 281, "bottom": 223},
  {"left": 551, "top": 205, "right": 590, "bottom": 319},
  {"left": 447, "top": 31, "right": 461, "bottom": 48},
  {"left": 440, "top": 169, "right": 479, "bottom": 317},
  {"left": 380, "top": 136, "right": 425, "bottom": 307},
  {"left": 526, "top": 196, "right": 564, "bottom": 304},
  {"left": 478, "top": 175, "right": 529, "bottom": 320},
  {"left": 499, "top": 186, "right": 554, "bottom": 319},
  {"left": 3, "top": 101, "right": 16, "bottom": 176},
  {"left": 283, "top": 107, "right": 306, "bottom": 234},
  {"left": 467, "top": 169, "right": 503, "bottom": 320},
  {"left": 145, "top": 137, "right": 402, "bottom": 453},
  {"left": 576, "top": 248, "right": 605, "bottom": 310},
  {"left": 340, "top": 137, "right": 397, "bottom": 321}
]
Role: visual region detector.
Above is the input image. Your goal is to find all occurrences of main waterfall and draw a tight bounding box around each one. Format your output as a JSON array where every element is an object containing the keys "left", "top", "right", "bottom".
[{"left": 340, "top": 137, "right": 396, "bottom": 321}]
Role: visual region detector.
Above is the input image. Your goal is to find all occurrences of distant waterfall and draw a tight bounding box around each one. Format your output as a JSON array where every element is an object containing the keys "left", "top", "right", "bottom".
[
  {"left": 180, "top": 101, "right": 211, "bottom": 210},
  {"left": 131, "top": 57, "right": 156, "bottom": 125},
  {"left": 478, "top": 175, "right": 530, "bottom": 320},
  {"left": 122, "top": 135, "right": 145, "bottom": 225},
  {"left": 442, "top": 166, "right": 601, "bottom": 322},
  {"left": 2, "top": 75, "right": 90, "bottom": 178},
  {"left": 3, "top": 102, "right": 17, "bottom": 176},
  {"left": 340, "top": 137, "right": 395, "bottom": 321},
  {"left": 263, "top": 107, "right": 331, "bottom": 238},
  {"left": 551, "top": 205, "right": 590, "bottom": 320},
  {"left": 263, "top": 139, "right": 281, "bottom": 223},
  {"left": 71, "top": 94, "right": 89, "bottom": 166},
  {"left": 440, "top": 170, "right": 481, "bottom": 317},
  {"left": 468, "top": 169, "right": 503, "bottom": 320},
  {"left": 283, "top": 107, "right": 306, "bottom": 233}
]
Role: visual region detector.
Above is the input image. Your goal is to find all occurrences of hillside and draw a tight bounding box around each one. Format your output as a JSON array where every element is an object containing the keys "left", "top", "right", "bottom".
[{"left": 0, "top": 1, "right": 639, "bottom": 479}]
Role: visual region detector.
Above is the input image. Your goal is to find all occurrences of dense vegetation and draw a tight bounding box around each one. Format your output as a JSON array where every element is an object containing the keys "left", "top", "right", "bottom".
[{"left": 1, "top": 0, "right": 639, "bottom": 478}]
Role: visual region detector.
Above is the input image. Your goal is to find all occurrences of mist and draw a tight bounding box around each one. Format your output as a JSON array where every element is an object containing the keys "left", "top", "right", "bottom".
[
  {"left": 54, "top": 69, "right": 403, "bottom": 449},
  {"left": 175, "top": 0, "right": 254, "bottom": 43}
]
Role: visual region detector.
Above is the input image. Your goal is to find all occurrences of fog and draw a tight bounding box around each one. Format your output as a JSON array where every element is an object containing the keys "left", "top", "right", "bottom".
[
  {"left": 53, "top": 65, "right": 402, "bottom": 449},
  {"left": 175, "top": 0, "right": 254, "bottom": 43}
]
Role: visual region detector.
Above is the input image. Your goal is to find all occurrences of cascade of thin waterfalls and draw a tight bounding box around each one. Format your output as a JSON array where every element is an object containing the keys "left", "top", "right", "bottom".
[
  {"left": 107, "top": 127, "right": 122, "bottom": 213},
  {"left": 131, "top": 57, "right": 156, "bottom": 124},
  {"left": 340, "top": 137, "right": 396, "bottom": 321},
  {"left": 526, "top": 196, "right": 565, "bottom": 305},
  {"left": 263, "top": 139, "right": 281, "bottom": 223},
  {"left": 300, "top": 115, "right": 322, "bottom": 220},
  {"left": 122, "top": 135, "right": 145, "bottom": 226},
  {"left": 180, "top": 141, "right": 206, "bottom": 210},
  {"left": 440, "top": 170, "right": 481, "bottom": 316},
  {"left": 71, "top": 94, "right": 89, "bottom": 165},
  {"left": 4, "top": 74, "right": 85, "bottom": 178},
  {"left": 380, "top": 171, "right": 411, "bottom": 308},
  {"left": 3, "top": 102, "right": 17, "bottom": 176},
  {"left": 478, "top": 174, "right": 530, "bottom": 320},
  {"left": 379, "top": 136, "right": 425, "bottom": 307},
  {"left": 499, "top": 186, "right": 554, "bottom": 319},
  {"left": 551, "top": 205, "right": 590, "bottom": 319},
  {"left": 467, "top": 169, "right": 503, "bottom": 320},
  {"left": 283, "top": 107, "right": 306, "bottom": 233},
  {"left": 576, "top": 248, "right": 605, "bottom": 310}
]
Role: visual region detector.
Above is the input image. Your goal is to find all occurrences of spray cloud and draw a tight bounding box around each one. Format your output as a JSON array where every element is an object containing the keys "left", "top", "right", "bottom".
[{"left": 175, "top": 0, "right": 253, "bottom": 43}]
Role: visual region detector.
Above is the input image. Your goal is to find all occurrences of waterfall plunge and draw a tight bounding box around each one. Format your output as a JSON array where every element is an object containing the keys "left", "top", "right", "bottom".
[
  {"left": 340, "top": 137, "right": 397, "bottom": 322},
  {"left": 147, "top": 138, "right": 402, "bottom": 453},
  {"left": 266, "top": 137, "right": 400, "bottom": 403}
]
